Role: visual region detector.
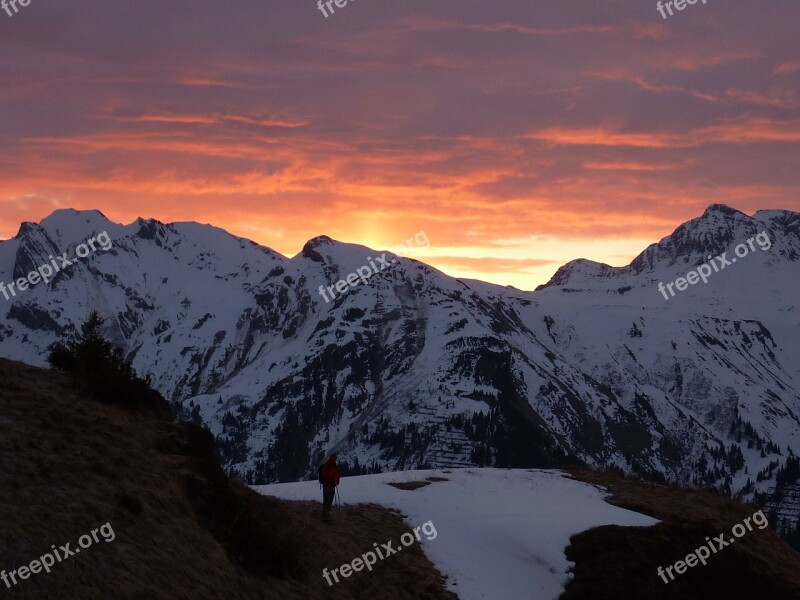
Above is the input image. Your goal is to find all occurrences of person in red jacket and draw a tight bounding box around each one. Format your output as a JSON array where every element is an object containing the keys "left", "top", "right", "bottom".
[{"left": 319, "top": 453, "right": 340, "bottom": 523}]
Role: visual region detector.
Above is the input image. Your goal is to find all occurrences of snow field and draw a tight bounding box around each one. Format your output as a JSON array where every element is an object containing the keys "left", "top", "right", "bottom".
[{"left": 255, "top": 468, "right": 659, "bottom": 599}]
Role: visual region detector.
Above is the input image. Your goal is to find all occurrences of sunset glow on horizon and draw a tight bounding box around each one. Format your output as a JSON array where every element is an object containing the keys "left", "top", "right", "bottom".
[{"left": 1, "top": 0, "right": 798, "bottom": 290}]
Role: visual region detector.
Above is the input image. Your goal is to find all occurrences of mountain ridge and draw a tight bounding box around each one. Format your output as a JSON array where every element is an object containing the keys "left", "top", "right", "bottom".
[{"left": 1, "top": 204, "right": 799, "bottom": 539}]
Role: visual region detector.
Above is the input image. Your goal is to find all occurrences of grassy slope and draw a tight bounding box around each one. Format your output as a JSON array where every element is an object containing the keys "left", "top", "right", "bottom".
[
  {"left": 0, "top": 358, "right": 454, "bottom": 600},
  {"left": 563, "top": 467, "right": 800, "bottom": 600}
]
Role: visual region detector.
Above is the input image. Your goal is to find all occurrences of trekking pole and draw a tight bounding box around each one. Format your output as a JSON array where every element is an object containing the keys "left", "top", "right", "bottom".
[{"left": 336, "top": 488, "right": 343, "bottom": 517}]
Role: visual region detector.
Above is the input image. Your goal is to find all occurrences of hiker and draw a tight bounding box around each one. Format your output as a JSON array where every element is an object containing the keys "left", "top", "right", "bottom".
[{"left": 319, "top": 453, "right": 340, "bottom": 523}]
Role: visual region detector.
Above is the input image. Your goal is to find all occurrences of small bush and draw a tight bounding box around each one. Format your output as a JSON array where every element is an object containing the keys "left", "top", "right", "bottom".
[{"left": 48, "top": 311, "right": 169, "bottom": 416}]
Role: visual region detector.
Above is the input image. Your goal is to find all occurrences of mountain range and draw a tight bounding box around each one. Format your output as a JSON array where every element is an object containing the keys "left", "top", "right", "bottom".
[{"left": 1, "top": 205, "right": 798, "bottom": 532}]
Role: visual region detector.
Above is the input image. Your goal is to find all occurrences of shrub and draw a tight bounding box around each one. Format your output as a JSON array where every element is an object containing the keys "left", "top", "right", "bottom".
[{"left": 48, "top": 311, "right": 169, "bottom": 416}]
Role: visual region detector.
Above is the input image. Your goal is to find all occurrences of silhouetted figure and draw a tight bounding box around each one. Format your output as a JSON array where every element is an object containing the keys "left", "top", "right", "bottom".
[{"left": 318, "top": 453, "right": 340, "bottom": 523}]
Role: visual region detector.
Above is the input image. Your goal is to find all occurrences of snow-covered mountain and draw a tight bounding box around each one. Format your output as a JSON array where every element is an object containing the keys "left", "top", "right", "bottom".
[{"left": 1, "top": 205, "right": 799, "bottom": 525}]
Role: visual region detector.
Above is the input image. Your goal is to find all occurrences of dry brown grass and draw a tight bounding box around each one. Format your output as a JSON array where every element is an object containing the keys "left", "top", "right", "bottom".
[
  {"left": 246, "top": 497, "right": 457, "bottom": 600},
  {"left": 561, "top": 466, "right": 800, "bottom": 599},
  {"left": 0, "top": 358, "right": 456, "bottom": 600}
]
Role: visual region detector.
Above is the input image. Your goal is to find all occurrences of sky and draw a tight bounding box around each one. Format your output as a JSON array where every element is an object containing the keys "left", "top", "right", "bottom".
[{"left": 0, "top": 0, "right": 798, "bottom": 290}]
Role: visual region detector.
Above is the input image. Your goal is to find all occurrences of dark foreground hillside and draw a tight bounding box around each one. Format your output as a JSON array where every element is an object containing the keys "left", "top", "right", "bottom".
[
  {"left": 564, "top": 467, "right": 800, "bottom": 599},
  {"left": 0, "top": 358, "right": 454, "bottom": 600}
]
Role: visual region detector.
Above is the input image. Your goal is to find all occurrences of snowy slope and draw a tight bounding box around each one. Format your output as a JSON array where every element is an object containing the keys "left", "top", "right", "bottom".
[{"left": 254, "top": 468, "right": 659, "bottom": 600}]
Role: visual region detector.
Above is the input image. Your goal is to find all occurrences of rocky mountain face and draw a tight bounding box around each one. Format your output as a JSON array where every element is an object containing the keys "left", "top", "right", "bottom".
[{"left": 1, "top": 205, "right": 799, "bottom": 534}]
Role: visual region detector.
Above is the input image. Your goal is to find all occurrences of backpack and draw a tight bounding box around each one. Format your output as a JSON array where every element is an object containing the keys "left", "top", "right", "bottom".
[{"left": 318, "top": 464, "right": 327, "bottom": 485}]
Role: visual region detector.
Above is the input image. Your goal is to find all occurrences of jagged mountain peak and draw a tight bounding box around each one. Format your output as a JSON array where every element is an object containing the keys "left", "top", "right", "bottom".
[
  {"left": 535, "top": 258, "right": 615, "bottom": 290},
  {"left": 15, "top": 220, "right": 45, "bottom": 238},
  {"left": 702, "top": 203, "right": 745, "bottom": 217},
  {"left": 13, "top": 208, "right": 122, "bottom": 253},
  {"left": 630, "top": 204, "right": 797, "bottom": 274},
  {"left": 671, "top": 202, "right": 754, "bottom": 241},
  {"left": 301, "top": 235, "right": 335, "bottom": 263},
  {"left": 40, "top": 207, "right": 110, "bottom": 225},
  {"left": 298, "top": 234, "right": 409, "bottom": 275},
  {"left": 305, "top": 234, "right": 335, "bottom": 248},
  {"left": 38, "top": 207, "right": 112, "bottom": 232},
  {"left": 538, "top": 205, "right": 799, "bottom": 289}
]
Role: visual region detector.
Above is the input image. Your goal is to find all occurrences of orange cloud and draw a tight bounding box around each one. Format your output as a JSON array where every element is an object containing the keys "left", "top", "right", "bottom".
[
  {"left": 522, "top": 127, "right": 688, "bottom": 148},
  {"left": 583, "top": 161, "right": 677, "bottom": 171},
  {"left": 115, "top": 113, "right": 310, "bottom": 128},
  {"left": 524, "top": 118, "right": 800, "bottom": 148},
  {"left": 773, "top": 60, "right": 800, "bottom": 74}
]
